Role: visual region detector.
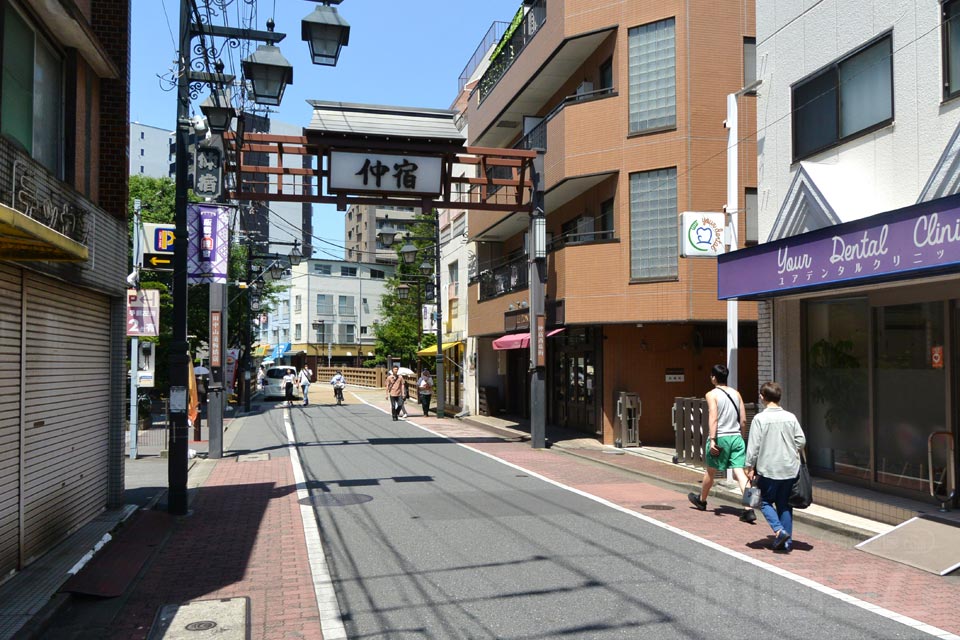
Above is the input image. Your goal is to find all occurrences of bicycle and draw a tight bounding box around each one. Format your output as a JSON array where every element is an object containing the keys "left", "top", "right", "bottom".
[{"left": 333, "top": 383, "right": 345, "bottom": 406}]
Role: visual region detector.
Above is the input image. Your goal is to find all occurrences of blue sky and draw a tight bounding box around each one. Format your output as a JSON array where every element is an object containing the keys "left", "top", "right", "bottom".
[{"left": 130, "top": 0, "right": 521, "bottom": 253}]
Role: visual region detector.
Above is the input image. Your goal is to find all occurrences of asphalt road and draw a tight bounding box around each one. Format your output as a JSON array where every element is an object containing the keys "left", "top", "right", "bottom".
[{"left": 289, "top": 398, "right": 931, "bottom": 640}]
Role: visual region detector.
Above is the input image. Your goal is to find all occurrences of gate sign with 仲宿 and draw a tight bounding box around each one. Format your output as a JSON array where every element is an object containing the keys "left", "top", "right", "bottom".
[{"left": 329, "top": 150, "right": 442, "bottom": 196}]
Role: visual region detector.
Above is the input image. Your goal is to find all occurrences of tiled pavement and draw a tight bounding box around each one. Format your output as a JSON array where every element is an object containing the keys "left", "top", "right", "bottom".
[{"left": 29, "top": 387, "right": 960, "bottom": 639}]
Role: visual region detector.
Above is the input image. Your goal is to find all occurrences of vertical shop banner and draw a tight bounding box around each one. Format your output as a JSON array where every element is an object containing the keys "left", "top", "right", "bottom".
[
  {"left": 187, "top": 203, "right": 231, "bottom": 284},
  {"left": 126, "top": 289, "right": 160, "bottom": 337},
  {"left": 225, "top": 348, "right": 240, "bottom": 392}
]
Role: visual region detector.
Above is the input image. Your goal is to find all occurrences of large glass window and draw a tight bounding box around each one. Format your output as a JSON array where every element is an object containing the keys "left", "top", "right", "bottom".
[
  {"left": 629, "top": 167, "right": 677, "bottom": 280},
  {"left": 316, "top": 294, "right": 333, "bottom": 315},
  {"left": 805, "top": 298, "right": 870, "bottom": 478},
  {"left": 628, "top": 17, "right": 676, "bottom": 134},
  {"left": 944, "top": 1, "right": 960, "bottom": 99},
  {"left": 338, "top": 295, "right": 355, "bottom": 316},
  {"left": 792, "top": 35, "right": 892, "bottom": 160},
  {"left": 2, "top": 3, "right": 62, "bottom": 175},
  {"left": 874, "top": 302, "right": 946, "bottom": 491}
]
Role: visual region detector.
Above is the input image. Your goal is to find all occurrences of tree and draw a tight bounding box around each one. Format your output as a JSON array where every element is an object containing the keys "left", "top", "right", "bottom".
[{"left": 371, "top": 209, "right": 438, "bottom": 369}]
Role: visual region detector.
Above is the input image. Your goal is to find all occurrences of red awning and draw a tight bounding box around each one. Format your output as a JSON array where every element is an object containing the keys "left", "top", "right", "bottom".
[
  {"left": 547, "top": 328, "right": 565, "bottom": 337},
  {"left": 492, "top": 333, "right": 529, "bottom": 350}
]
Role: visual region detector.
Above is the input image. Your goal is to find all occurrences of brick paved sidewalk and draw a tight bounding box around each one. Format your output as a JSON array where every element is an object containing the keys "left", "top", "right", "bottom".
[{"left": 110, "top": 457, "right": 322, "bottom": 640}]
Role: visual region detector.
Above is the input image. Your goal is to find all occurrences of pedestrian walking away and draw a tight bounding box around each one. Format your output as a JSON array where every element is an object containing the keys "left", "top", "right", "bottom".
[
  {"left": 688, "top": 363, "right": 756, "bottom": 523},
  {"left": 386, "top": 365, "right": 405, "bottom": 420},
  {"left": 417, "top": 369, "right": 433, "bottom": 416},
  {"left": 745, "top": 381, "right": 807, "bottom": 553},
  {"left": 331, "top": 369, "right": 345, "bottom": 405},
  {"left": 298, "top": 365, "right": 313, "bottom": 406},
  {"left": 283, "top": 369, "right": 296, "bottom": 407}
]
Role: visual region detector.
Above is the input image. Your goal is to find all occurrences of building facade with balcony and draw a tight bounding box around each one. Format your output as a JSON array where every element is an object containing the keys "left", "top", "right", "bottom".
[
  {"left": 344, "top": 204, "right": 420, "bottom": 265},
  {"left": 463, "top": 0, "right": 759, "bottom": 444},
  {"left": 718, "top": 1, "right": 960, "bottom": 504},
  {"left": 260, "top": 259, "right": 395, "bottom": 370},
  {"left": 0, "top": 0, "right": 130, "bottom": 582}
]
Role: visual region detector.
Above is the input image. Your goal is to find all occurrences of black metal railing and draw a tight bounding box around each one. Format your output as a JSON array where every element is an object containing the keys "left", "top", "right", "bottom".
[
  {"left": 459, "top": 21, "right": 510, "bottom": 93},
  {"left": 478, "top": 253, "right": 529, "bottom": 301},
  {"left": 478, "top": 0, "right": 546, "bottom": 103}
]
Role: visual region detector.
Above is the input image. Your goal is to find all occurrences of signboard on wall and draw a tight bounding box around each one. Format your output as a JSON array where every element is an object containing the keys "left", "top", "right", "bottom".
[
  {"left": 126, "top": 289, "right": 160, "bottom": 337},
  {"left": 680, "top": 212, "right": 725, "bottom": 257}
]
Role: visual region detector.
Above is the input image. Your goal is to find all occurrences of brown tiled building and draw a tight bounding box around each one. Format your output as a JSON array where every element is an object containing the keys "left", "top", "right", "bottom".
[
  {"left": 0, "top": 0, "right": 130, "bottom": 580},
  {"left": 465, "top": 0, "right": 758, "bottom": 444}
]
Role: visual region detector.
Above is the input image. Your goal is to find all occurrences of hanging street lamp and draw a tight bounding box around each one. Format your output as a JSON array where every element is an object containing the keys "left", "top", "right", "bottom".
[{"left": 301, "top": 0, "right": 350, "bottom": 66}]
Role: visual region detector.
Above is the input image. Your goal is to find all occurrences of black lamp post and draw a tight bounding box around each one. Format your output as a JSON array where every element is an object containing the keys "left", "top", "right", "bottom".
[{"left": 378, "top": 219, "right": 445, "bottom": 418}]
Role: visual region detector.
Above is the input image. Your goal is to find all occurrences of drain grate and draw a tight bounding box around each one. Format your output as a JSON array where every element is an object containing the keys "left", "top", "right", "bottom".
[
  {"left": 640, "top": 504, "right": 675, "bottom": 511},
  {"left": 300, "top": 492, "right": 374, "bottom": 507},
  {"left": 149, "top": 597, "right": 247, "bottom": 639}
]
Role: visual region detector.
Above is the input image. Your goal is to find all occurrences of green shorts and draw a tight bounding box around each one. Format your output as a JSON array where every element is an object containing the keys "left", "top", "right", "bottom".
[{"left": 706, "top": 434, "right": 746, "bottom": 471}]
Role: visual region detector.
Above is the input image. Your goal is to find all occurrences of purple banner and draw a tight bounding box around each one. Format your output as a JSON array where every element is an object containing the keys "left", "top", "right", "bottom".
[
  {"left": 718, "top": 194, "right": 960, "bottom": 299},
  {"left": 187, "top": 203, "right": 231, "bottom": 284}
]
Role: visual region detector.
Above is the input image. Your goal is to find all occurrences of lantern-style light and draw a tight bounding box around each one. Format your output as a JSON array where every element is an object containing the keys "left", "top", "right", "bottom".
[
  {"left": 242, "top": 21, "right": 293, "bottom": 106},
  {"left": 400, "top": 243, "right": 417, "bottom": 264},
  {"left": 301, "top": 1, "right": 350, "bottom": 67},
  {"left": 396, "top": 284, "right": 410, "bottom": 300},
  {"left": 419, "top": 261, "right": 433, "bottom": 276},
  {"left": 269, "top": 262, "right": 284, "bottom": 280},
  {"left": 289, "top": 241, "right": 303, "bottom": 266},
  {"left": 200, "top": 86, "right": 236, "bottom": 134}
]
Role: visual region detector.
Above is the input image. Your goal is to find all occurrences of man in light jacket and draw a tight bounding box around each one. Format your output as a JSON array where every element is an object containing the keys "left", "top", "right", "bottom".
[{"left": 745, "top": 381, "right": 807, "bottom": 553}]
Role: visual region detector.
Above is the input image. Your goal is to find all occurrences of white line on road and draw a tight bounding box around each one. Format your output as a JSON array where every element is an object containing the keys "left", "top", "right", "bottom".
[
  {"left": 284, "top": 407, "right": 348, "bottom": 640},
  {"left": 356, "top": 397, "right": 960, "bottom": 640}
]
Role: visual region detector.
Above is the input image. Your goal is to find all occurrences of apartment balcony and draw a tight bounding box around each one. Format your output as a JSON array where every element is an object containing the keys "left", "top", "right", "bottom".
[
  {"left": 468, "top": 0, "right": 616, "bottom": 149},
  {"left": 476, "top": 253, "right": 529, "bottom": 302}
]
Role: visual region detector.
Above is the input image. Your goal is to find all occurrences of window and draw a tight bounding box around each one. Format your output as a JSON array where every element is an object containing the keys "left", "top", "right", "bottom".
[
  {"left": 792, "top": 34, "right": 892, "bottom": 161},
  {"left": 338, "top": 295, "right": 355, "bottom": 316},
  {"left": 628, "top": 17, "right": 676, "bottom": 134},
  {"left": 945, "top": 1, "right": 960, "bottom": 99},
  {"left": 140, "top": 165, "right": 144, "bottom": 174},
  {"left": 370, "top": 269, "right": 385, "bottom": 280},
  {"left": 360, "top": 326, "right": 368, "bottom": 335},
  {"left": 294, "top": 324, "right": 301, "bottom": 341},
  {"left": 314, "top": 263, "right": 331, "bottom": 275},
  {"left": 743, "top": 37, "right": 756, "bottom": 86},
  {"left": 140, "top": 148, "right": 145, "bottom": 157},
  {"left": 140, "top": 131, "right": 145, "bottom": 140},
  {"left": 341, "top": 266, "right": 357, "bottom": 277},
  {"left": 339, "top": 324, "right": 356, "bottom": 343},
  {"left": 316, "top": 294, "right": 333, "bottom": 315},
  {"left": 745, "top": 187, "right": 758, "bottom": 246},
  {"left": 630, "top": 167, "right": 677, "bottom": 280},
  {"left": 2, "top": 2, "right": 63, "bottom": 175},
  {"left": 294, "top": 295, "right": 301, "bottom": 313},
  {"left": 599, "top": 198, "right": 615, "bottom": 238},
  {"left": 600, "top": 57, "right": 613, "bottom": 90}
]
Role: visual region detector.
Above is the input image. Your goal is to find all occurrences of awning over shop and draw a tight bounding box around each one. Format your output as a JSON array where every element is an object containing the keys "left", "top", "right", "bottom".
[
  {"left": 0, "top": 202, "right": 88, "bottom": 261},
  {"left": 717, "top": 192, "right": 960, "bottom": 300},
  {"left": 252, "top": 344, "right": 270, "bottom": 357},
  {"left": 547, "top": 328, "right": 565, "bottom": 337},
  {"left": 492, "top": 333, "right": 529, "bottom": 350},
  {"left": 416, "top": 341, "right": 464, "bottom": 356}
]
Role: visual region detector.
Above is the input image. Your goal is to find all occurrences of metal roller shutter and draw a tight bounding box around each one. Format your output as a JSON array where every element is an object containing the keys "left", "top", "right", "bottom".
[
  {"left": 21, "top": 272, "right": 111, "bottom": 564},
  {"left": 0, "top": 264, "right": 22, "bottom": 578}
]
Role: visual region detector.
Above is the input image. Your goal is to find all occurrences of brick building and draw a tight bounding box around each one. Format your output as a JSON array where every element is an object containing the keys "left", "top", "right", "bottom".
[
  {"left": 463, "top": 0, "right": 758, "bottom": 444},
  {"left": 0, "top": 0, "right": 130, "bottom": 580}
]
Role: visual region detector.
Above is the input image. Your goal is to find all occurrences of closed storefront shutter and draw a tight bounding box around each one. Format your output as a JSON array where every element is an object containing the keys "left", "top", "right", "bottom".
[
  {"left": 21, "top": 272, "right": 110, "bottom": 564},
  {"left": 0, "top": 264, "right": 22, "bottom": 578}
]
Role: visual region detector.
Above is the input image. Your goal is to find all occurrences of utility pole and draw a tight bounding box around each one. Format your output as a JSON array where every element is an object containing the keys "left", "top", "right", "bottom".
[
  {"left": 528, "top": 153, "right": 546, "bottom": 449},
  {"left": 431, "top": 202, "right": 445, "bottom": 419},
  {"left": 129, "top": 198, "right": 142, "bottom": 460}
]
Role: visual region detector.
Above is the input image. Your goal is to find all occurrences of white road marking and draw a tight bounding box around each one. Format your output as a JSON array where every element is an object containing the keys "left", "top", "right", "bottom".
[
  {"left": 356, "top": 396, "right": 959, "bottom": 640},
  {"left": 284, "top": 407, "right": 348, "bottom": 640}
]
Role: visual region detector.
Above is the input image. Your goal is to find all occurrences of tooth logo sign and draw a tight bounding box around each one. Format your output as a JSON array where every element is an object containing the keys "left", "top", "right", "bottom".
[{"left": 687, "top": 218, "right": 723, "bottom": 253}]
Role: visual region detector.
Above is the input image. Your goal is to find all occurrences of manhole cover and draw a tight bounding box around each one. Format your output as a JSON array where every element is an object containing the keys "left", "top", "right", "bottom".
[
  {"left": 300, "top": 493, "right": 373, "bottom": 507},
  {"left": 185, "top": 621, "right": 217, "bottom": 631},
  {"left": 640, "top": 504, "right": 675, "bottom": 511}
]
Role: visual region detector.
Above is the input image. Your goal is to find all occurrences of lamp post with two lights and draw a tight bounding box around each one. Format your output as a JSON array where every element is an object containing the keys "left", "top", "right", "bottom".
[
  {"left": 378, "top": 222, "right": 445, "bottom": 418},
  {"left": 169, "top": 0, "right": 349, "bottom": 514}
]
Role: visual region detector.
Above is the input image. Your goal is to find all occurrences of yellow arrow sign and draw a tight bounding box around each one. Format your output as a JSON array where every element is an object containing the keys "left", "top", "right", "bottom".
[{"left": 149, "top": 256, "right": 171, "bottom": 266}]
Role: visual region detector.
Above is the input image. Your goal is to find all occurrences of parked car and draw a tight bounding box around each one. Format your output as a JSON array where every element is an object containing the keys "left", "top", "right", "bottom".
[{"left": 262, "top": 366, "right": 298, "bottom": 400}]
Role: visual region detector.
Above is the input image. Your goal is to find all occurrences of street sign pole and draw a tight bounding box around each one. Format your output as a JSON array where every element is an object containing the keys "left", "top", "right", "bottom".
[{"left": 129, "top": 201, "right": 141, "bottom": 460}]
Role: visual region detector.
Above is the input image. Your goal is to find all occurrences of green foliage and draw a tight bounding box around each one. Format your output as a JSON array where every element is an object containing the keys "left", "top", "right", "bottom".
[{"left": 370, "top": 210, "right": 440, "bottom": 368}]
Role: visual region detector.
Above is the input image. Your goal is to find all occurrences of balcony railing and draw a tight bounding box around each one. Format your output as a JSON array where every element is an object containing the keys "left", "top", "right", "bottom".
[
  {"left": 338, "top": 307, "right": 356, "bottom": 317},
  {"left": 477, "top": 0, "right": 546, "bottom": 103},
  {"left": 316, "top": 304, "right": 334, "bottom": 315},
  {"left": 478, "top": 253, "right": 529, "bottom": 301},
  {"left": 516, "top": 86, "right": 616, "bottom": 151},
  {"left": 459, "top": 20, "right": 510, "bottom": 93}
]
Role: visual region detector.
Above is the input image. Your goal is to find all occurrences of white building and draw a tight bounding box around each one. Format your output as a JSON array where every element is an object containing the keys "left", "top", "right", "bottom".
[
  {"left": 257, "top": 259, "right": 395, "bottom": 368},
  {"left": 344, "top": 204, "right": 419, "bottom": 264},
  {"left": 129, "top": 122, "right": 173, "bottom": 177},
  {"left": 718, "top": 1, "right": 960, "bottom": 507}
]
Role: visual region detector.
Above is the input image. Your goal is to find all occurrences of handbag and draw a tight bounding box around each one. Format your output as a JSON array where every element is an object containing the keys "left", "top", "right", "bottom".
[
  {"left": 742, "top": 482, "right": 762, "bottom": 509},
  {"left": 789, "top": 450, "right": 813, "bottom": 509}
]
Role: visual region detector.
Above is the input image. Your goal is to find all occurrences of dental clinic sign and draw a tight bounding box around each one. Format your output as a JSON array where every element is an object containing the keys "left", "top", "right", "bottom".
[
  {"left": 718, "top": 194, "right": 960, "bottom": 299},
  {"left": 680, "top": 212, "right": 725, "bottom": 257},
  {"left": 328, "top": 150, "right": 443, "bottom": 196}
]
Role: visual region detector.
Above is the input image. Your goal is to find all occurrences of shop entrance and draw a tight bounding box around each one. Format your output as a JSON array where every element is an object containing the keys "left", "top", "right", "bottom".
[{"left": 550, "top": 327, "right": 601, "bottom": 435}]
